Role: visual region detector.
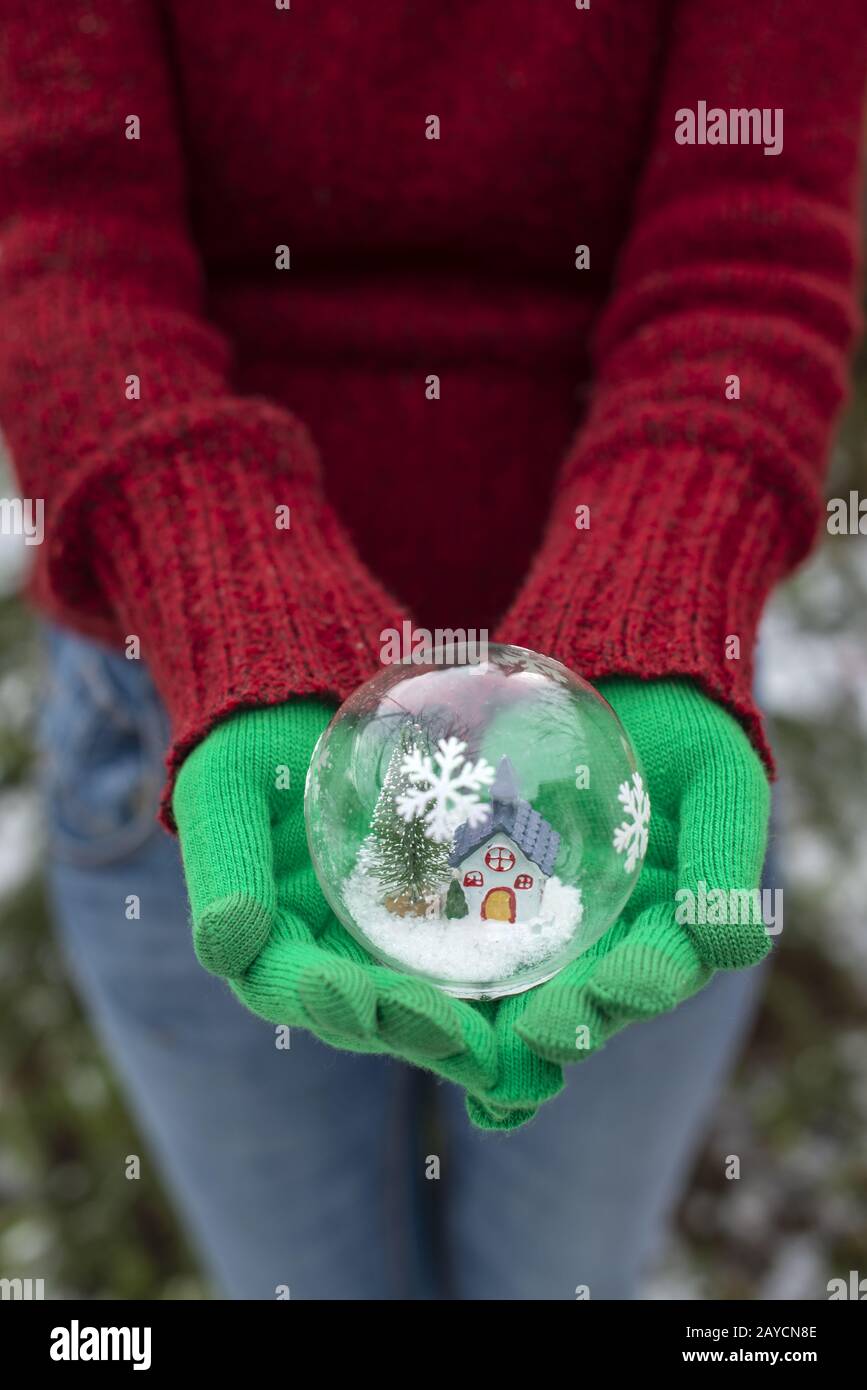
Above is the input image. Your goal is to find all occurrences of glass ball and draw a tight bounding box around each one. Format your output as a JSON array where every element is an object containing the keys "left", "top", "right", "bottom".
[{"left": 304, "top": 644, "right": 649, "bottom": 1000}]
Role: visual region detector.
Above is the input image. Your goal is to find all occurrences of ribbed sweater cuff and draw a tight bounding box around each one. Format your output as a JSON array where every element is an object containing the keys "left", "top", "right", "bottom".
[
  {"left": 34, "top": 400, "right": 406, "bottom": 831},
  {"left": 494, "top": 440, "right": 813, "bottom": 774}
]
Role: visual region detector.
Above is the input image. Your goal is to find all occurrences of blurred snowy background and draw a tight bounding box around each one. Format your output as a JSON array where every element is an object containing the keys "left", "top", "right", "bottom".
[
  {"left": 646, "top": 331, "right": 867, "bottom": 1300},
  {"left": 1, "top": 346, "right": 866, "bottom": 1301}
]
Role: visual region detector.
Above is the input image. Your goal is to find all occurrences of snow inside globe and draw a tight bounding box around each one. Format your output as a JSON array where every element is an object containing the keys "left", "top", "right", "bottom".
[{"left": 304, "top": 644, "right": 650, "bottom": 999}]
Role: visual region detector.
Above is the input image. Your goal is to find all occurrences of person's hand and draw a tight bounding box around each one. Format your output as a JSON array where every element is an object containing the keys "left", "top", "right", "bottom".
[
  {"left": 173, "top": 680, "right": 771, "bottom": 1133},
  {"left": 172, "top": 700, "right": 508, "bottom": 1100},
  {"left": 464, "top": 678, "right": 772, "bottom": 1129}
]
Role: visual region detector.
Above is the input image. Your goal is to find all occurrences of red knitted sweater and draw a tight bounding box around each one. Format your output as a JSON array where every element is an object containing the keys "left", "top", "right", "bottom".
[{"left": 1, "top": 1, "right": 865, "bottom": 829}]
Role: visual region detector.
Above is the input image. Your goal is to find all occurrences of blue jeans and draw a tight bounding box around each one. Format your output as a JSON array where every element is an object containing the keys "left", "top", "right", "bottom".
[{"left": 39, "top": 626, "right": 767, "bottom": 1300}]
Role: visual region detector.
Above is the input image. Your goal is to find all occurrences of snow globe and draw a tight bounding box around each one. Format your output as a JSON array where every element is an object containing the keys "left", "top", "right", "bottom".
[{"left": 304, "top": 644, "right": 649, "bottom": 999}]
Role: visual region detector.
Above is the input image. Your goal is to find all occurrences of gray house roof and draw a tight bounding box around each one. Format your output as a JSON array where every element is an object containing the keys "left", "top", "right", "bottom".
[{"left": 448, "top": 756, "right": 561, "bottom": 876}]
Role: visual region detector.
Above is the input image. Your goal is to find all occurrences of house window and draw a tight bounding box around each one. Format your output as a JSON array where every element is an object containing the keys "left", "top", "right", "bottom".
[
  {"left": 485, "top": 845, "right": 516, "bottom": 872},
  {"left": 515, "top": 873, "right": 534, "bottom": 890},
  {"left": 463, "top": 870, "right": 483, "bottom": 887}
]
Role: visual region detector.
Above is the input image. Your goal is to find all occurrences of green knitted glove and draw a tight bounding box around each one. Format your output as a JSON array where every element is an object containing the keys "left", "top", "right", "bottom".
[
  {"left": 173, "top": 700, "right": 501, "bottom": 1097},
  {"left": 464, "top": 677, "right": 773, "bottom": 1129},
  {"left": 174, "top": 680, "right": 770, "bottom": 1133}
]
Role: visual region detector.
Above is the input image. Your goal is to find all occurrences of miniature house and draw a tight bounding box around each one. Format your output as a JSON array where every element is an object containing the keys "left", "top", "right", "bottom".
[{"left": 448, "top": 757, "right": 560, "bottom": 924}]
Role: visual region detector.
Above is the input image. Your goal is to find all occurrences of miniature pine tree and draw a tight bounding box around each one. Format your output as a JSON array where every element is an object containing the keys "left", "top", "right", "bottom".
[
  {"left": 444, "top": 878, "right": 469, "bottom": 920},
  {"left": 365, "top": 721, "right": 451, "bottom": 907}
]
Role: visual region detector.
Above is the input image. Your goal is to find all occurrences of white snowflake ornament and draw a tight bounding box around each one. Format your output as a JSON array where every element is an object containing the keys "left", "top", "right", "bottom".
[
  {"left": 395, "top": 736, "right": 495, "bottom": 843},
  {"left": 612, "top": 771, "right": 651, "bottom": 872}
]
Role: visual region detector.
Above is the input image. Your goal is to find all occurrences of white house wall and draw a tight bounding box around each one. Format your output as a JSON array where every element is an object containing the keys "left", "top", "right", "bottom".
[{"left": 457, "top": 834, "right": 545, "bottom": 922}]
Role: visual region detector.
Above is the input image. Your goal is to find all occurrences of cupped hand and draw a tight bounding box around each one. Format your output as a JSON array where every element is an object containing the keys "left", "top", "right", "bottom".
[
  {"left": 173, "top": 679, "right": 771, "bottom": 1132},
  {"left": 464, "top": 677, "right": 772, "bottom": 1128},
  {"left": 173, "top": 700, "right": 505, "bottom": 1102}
]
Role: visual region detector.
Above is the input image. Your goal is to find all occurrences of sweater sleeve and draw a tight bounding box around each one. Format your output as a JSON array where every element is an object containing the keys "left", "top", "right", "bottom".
[
  {"left": 495, "top": 0, "right": 867, "bottom": 770},
  {"left": 0, "top": 0, "right": 405, "bottom": 829}
]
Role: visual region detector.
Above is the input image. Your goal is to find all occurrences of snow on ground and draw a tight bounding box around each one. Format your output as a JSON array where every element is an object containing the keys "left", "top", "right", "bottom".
[
  {"left": 0, "top": 789, "right": 40, "bottom": 898},
  {"left": 344, "top": 866, "right": 582, "bottom": 989},
  {"left": 759, "top": 544, "right": 867, "bottom": 988}
]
